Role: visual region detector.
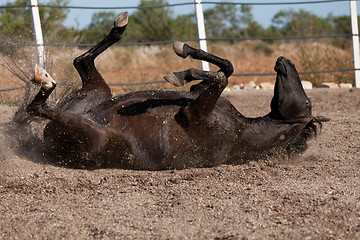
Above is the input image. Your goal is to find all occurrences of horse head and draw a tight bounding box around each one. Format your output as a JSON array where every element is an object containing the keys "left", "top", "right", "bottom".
[{"left": 270, "top": 56, "right": 311, "bottom": 120}]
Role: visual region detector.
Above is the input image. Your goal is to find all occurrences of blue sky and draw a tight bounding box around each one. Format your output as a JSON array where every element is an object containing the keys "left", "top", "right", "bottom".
[{"left": 37, "top": 0, "right": 354, "bottom": 29}]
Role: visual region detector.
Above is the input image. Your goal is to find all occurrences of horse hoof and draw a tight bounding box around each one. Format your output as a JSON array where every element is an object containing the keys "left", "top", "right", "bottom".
[
  {"left": 173, "top": 41, "right": 190, "bottom": 58},
  {"left": 114, "top": 12, "right": 128, "bottom": 28},
  {"left": 42, "top": 79, "right": 56, "bottom": 90},
  {"left": 163, "top": 74, "right": 184, "bottom": 87},
  {"left": 33, "top": 64, "right": 56, "bottom": 90}
]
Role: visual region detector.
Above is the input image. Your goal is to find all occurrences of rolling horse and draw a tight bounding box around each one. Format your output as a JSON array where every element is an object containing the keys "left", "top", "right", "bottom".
[{"left": 26, "top": 12, "right": 323, "bottom": 170}]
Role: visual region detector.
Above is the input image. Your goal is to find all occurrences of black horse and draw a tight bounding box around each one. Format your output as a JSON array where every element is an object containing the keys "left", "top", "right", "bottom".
[{"left": 26, "top": 12, "right": 323, "bottom": 170}]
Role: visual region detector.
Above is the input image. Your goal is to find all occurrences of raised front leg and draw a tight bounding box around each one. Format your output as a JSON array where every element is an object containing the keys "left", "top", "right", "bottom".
[
  {"left": 26, "top": 66, "right": 118, "bottom": 168},
  {"left": 27, "top": 64, "right": 57, "bottom": 116},
  {"left": 164, "top": 41, "right": 233, "bottom": 124},
  {"left": 73, "top": 12, "right": 129, "bottom": 95},
  {"left": 27, "top": 66, "right": 101, "bottom": 136}
]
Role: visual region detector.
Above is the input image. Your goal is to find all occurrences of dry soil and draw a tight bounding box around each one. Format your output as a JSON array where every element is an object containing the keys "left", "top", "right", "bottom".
[{"left": 0, "top": 88, "right": 359, "bottom": 239}]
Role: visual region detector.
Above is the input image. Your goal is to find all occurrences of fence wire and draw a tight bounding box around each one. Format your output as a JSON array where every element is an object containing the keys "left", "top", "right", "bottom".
[
  {"left": 0, "top": 0, "right": 356, "bottom": 92},
  {"left": 0, "top": 33, "right": 355, "bottom": 49},
  {"left": 1, "top": 67, "right": 357, "bottom": 92},
  {"left": 0, "top": 0, "right": 352, "bottom": 10}
]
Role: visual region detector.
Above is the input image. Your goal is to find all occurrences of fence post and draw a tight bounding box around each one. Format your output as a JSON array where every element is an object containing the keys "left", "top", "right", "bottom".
[
  {"left": 194, "top": 0, "right": 210, "bottom": 71},
  {"left": 29, "top": 0, "right": 45, "bottom": 67},
  {"left": 350, "top": 0, "right": 360, "bottom": 88}
]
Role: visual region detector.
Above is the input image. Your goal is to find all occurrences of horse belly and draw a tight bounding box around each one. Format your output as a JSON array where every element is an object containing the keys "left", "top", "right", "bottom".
[
  {"left": 107, "top": 106, "right": 237, "bottom": 170},
  {"left": 105, "top": 107, "right": 180, "bottom": 169}
]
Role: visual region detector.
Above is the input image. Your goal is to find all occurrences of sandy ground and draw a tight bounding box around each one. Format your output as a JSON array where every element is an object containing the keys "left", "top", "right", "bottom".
[{"left": 0, "top": 88, "right": 359, "bottom": 239}]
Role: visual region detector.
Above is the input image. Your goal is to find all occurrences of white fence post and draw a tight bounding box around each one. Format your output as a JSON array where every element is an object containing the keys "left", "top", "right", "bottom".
[
  {"left": 29, "top": 0, "right": 45, "bottom": 67},
  {"left": 350, "top": 0, "right": 360, "bottom": 88},
  {"left": 194, "top": 0, "right": 210, "bottom": 71}
]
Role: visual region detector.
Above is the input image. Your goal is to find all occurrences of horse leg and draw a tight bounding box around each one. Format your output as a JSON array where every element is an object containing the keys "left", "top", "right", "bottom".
[
  {"left": 164, "top": 41, "right": 233, "bottom": 123},
  {"left": 173, "top": 41, "right": 233, "bottom": 77},
  {"left": 27, "top": 67, "right": 103, "bottom": 139},
  {"left": 73, "top": 12, "right": 128, "bottom": 95},
  {"left": 164, "top": 67, "right": 222, "bottom": 92},
  {"left": 27, "top": 70, "right": 118, "bottom": 167}
]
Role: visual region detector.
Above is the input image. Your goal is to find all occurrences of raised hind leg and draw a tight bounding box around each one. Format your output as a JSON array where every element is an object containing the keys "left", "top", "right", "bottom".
[
  {"left": 165, "top": 67, "right": 224, "bottom": 92},
  {"left": 172, "top": 41, "right": 233, "bottom": 77},
  {"left": 164, "top": 41, "right": 233, "bottom": 123},
  {"left": 73, "top": 12, "right": 129, "bottom": 95}
]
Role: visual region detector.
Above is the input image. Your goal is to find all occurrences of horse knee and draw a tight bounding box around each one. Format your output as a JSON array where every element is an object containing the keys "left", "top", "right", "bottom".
[
  {"left": 190, "top": 82, "right": 208, "bottom": 92},
  {"left": 216, "top": 71, "right": 228, "bottom": 89},
  {"left": 73, "top": 56, "right": 83, "bottom": 70},
  {"left": 73, "top": 54, "right": 90, "bottom": 70},
  {"left": 222, "top": 59, "right": 234, "bottom": 78}
]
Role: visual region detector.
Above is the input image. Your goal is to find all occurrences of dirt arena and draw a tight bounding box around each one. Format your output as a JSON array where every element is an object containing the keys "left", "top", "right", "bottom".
[{"left": 0, "top": 88, "right": 359, "bottom": 239}]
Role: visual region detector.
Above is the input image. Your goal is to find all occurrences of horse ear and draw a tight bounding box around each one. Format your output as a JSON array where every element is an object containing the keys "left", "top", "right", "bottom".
[{"left": 34, "top": 64, "right": 42, "bottom": 84}]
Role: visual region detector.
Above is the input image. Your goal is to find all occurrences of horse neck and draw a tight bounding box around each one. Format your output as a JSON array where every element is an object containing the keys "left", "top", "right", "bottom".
[{"left": 238, "top": 115, "right": 307, "bottom": 149}]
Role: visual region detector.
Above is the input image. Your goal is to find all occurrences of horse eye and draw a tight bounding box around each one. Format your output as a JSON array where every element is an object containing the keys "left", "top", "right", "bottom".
[{"left": 45, "top": 73, "right": 48, "bottom": 77}]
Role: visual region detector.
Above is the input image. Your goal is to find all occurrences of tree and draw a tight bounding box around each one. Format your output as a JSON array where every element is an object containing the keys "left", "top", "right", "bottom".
[
  {"left": 173, "top": 14, "right": 197, "bottom": 40},
  {"left": 0, "top": 0, "right": 72, "bottom": 44},
  {"left": 1, "top": 0, "right": 34, "bottom": 44},
  {"left": 83, "top": 11, "right": 119, "bottom": 43},
  {"left": 81, "top": 0, "right": 198, "bottom": 43},
  {"left": 203, "top": 4, "right": 264, "bottom": 39},
  {"left": 240, "top": 5, "right": 254, "bottom": 37},
  {"left": 271, "top": 9, "right": 333, "bottom": 36},
  {"left": 328, "top": 15, "right": 353, "bottom": 49},
  {"left": 123, "top": 0, "right": 175, "bottom": 42}
]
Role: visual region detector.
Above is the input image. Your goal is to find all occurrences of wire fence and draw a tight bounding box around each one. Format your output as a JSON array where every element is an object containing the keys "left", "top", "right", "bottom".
[
  {"left": 0, "top": 0, "right": 358, "bottom": 92},
  {"left": 0, "top": 0, "right": 352, "bottom": 10},
  {"left": 0, "top": 33, "right": 355, "bottom": 49},
  {"left": 3, "top": 68, "right": 359, "bottom": 93}
]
